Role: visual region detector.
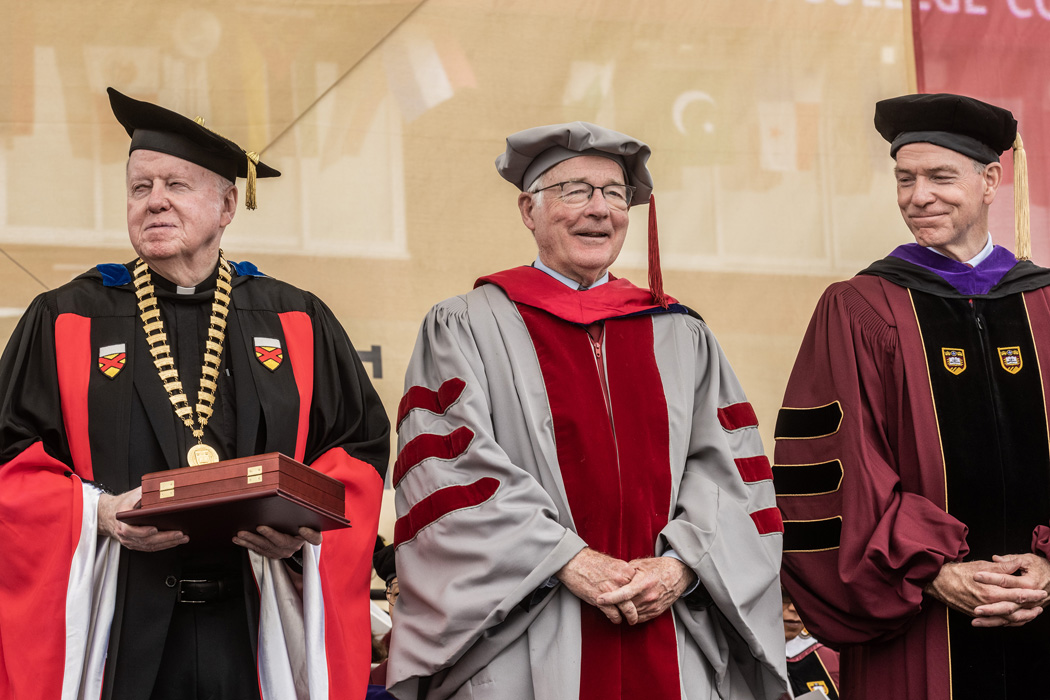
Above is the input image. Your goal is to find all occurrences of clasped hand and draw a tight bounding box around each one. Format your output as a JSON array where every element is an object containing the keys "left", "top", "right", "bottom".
[
  {"left": 925, "top": 554, "right": 1050, "bottom": 627},
  {"left": 97, "top": 487, "right": 321, "bottom": 559},
  {"left": 556, "top": 548, "right": 696, "bottom": 626}
]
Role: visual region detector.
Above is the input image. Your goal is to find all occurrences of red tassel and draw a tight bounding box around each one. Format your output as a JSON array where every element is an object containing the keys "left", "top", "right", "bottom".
[{"left": 647, "top": 194, "right": 669, "bottom": 308}]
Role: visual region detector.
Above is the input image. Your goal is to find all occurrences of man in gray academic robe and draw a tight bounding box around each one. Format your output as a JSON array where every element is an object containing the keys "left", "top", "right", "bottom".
[{"left": 387, "top": 122, "right": 788, "bottom": 700}]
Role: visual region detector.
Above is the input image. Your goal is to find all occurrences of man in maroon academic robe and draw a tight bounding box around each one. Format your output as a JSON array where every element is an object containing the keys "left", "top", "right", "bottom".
[
  {"left": 386, "top": 123, "right": 788, "bottom": 699},
  {"left": 775, "top": 93, "right": 1050, "bottom": 699}
]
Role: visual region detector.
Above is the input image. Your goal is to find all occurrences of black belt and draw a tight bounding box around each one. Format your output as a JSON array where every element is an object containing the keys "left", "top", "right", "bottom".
[{"left": 170, "top": 576, "right": 242, "bottom": 604}]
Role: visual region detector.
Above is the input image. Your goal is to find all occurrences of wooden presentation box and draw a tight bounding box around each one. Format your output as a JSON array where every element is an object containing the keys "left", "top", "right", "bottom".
[{"left": 116, "top": 452, "right": 349, "bottom": 542}]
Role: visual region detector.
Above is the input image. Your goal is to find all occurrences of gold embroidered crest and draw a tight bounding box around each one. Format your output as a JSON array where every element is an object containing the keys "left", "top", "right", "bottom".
[
  {"left": 942, "top": 348, "right": 966, "bottom": 375},
  {"left": 998, "top": 346, "right": 1022, "bottom": 374},
  {"left": 98, "top": 343, "right": 126, "bottom": 379},
  {"left": 807, "top": 681, "right": 830, "bottom": 694},
  {"left": 254, "top": 336, "right": 283, "bottom": 371}
]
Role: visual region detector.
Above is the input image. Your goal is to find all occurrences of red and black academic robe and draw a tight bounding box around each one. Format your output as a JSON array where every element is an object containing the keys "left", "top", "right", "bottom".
[
  {"left": 775, "top": 253, "right": 1050, "bottom": 700},
  {"left": 0, "top": 260, "right": 389, "bottom": 700}
]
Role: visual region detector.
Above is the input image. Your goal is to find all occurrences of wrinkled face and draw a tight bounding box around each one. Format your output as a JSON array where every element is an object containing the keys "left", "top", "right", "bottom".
[
  {"left": 783, "top": 597, "right": 804, "bottom": 642},
  {"left": 894, "top": 142, "right": 999, "bottom": 257},
  {"left": 126, "top": 149, "right": 236, "bottom": 267},
  {"left": 518, "top": 155, "right": 630, "bottom": 287}
]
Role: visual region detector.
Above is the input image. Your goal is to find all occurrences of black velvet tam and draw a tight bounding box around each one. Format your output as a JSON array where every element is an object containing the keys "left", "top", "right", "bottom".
[
  {"left": 874, "top": 93, "right": 1017, "bottom": 164},
  {"left": 108, "top": 87, "right": 280, "bottom": 181}
]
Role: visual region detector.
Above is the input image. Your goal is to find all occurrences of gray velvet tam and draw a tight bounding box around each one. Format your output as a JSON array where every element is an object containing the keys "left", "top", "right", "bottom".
[{"left": 495, "top": 122, "right": 653, "bottom": 204}]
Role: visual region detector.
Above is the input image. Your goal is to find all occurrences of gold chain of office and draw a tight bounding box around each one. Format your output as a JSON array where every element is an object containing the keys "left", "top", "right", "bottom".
[{"left": 132, "top": 253, "right": 232, "bottom": 466}]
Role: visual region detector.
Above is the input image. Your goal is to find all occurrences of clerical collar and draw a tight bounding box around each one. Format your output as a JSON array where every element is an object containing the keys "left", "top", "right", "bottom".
[
  {"left": 532, "top": 257, "right": 610, "bottom": 290},
  {"left": 149, "top": 263, "right": 220, "bottom": 296},
  {"left": 925, "top": 232, "right": 994, "bottom": 267}
]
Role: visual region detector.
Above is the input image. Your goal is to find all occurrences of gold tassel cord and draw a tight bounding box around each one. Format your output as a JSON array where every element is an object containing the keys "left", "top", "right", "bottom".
[
  {"left": 245, "top": 151, "right": 260, "bottom": 210},
  {"left": 1014, "top": 132, "right": 1031, "bottom": 261},
  {"left": 195, "top": 117, "right": 263, "bottom": 211}
]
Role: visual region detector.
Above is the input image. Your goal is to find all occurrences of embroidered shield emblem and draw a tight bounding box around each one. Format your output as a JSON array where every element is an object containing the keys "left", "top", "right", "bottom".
[
  {"left": 254, "top": 337, "right": 283, "bottom": 371},
  {"left": 98, "top": 344, "right": 126, "bottom": 379},
  {"left": 942, "top": 348, "right": 966, "bottom": 375},
  {"left": 807, "top": 681, "right": 829, "bottom": 694},
  {"left": 998, "top": 346, "right": 1023, "bottom": 374}
]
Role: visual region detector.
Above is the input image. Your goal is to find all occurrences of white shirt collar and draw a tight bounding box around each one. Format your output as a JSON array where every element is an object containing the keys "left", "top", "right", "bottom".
[
  {"left": 929, "top": 233, "right": 994, "bottom": 267},
  {"left": 533, "top": 257, "right": 609, "bottom": 290},
  {"left": 785, "top": 635, "right": 819, "bottom": 657}
]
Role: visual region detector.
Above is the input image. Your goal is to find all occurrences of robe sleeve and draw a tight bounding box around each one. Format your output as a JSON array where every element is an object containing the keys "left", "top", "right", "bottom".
[
  {"left": 387, "top": 295, "right": 587, "bottom": 691},
  {"left": 0, "top": 295, "right": 118, "bottom": 699},
  {"left": 659, "top": 316, "right": 788, "bottom": 698},
  {"left": 263, "top": 293, "right": 390, "bottom": 700},
  {"left": 774, "top": 282, "right": 969, "bottom": 646}
]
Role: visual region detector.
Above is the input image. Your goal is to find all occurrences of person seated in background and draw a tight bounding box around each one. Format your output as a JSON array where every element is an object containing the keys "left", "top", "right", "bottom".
[{"left": 783, "top": 589, "right": 839, "bottom": 699}]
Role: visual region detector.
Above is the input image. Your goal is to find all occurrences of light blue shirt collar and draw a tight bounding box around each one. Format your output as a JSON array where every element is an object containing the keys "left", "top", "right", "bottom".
[
  {"left": 928, "top": 233, "right": 994, "bottom": 267},
  {"left": 533, "top": 257, "right": 610, "bottom": 290}
]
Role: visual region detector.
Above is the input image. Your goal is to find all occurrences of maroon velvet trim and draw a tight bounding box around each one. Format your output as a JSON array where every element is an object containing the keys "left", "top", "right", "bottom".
[
  {"left": 751, "top": 507, "right": 785, "bottom": 535},
  {"left": 736, "top": 455, "right": 773, "bottom": 483},
  {"left": 392, "top": 426, "right": 474, "bottom": 487},
  {"left": 517, "top": 305, "right": 681, "bottom": 700},
  {"left": 396, "top": 378, "right": 466, "bottom": 431},
  {"left": 476, "top": 266, "right": 678, "bottom": 325},
  {"left": 393, "top": 477, "right": 499, "bottom": 545},
  {"left": 718, "top": 401, "right": 759, "bottom": 431}
]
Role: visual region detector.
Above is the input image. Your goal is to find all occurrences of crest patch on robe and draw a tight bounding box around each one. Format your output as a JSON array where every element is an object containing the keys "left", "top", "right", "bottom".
[
  {"left": 998, "top": 346, "right": 1022, "bottom": 374},
  {"left": 254, "top": 337, "right": 283, "bottom": 371},
  {"left": 807, "top": 681, "right": 830, "bottom": 694},
  {"left": 941, "top": 348, "right": 966, "bottom": 375},
  {"left": 98, "top": 344, "right": 126, "bottom": 378}
]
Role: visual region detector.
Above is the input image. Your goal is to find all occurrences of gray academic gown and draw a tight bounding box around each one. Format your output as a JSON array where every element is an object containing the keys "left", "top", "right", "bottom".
[{"left": 387, "top": 281, "right": 787, "bottom": 700}]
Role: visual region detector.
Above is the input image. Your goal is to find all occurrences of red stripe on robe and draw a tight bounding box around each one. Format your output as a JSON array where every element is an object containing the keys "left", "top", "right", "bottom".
[
  {"left": 393, "top": 478, "right": 500, "bottom": 545},
  {"left": 517, "top": 306, "right": 681, "bottom": 700},
  {"left": 751, "top": 507, "right": 785, "bottom": 535},
  {"left": 279, "top": 312, "right": 314, "bottom": 463},
  {"left": 736, "top": 455, "right": 773, "bottom": 483},
  {"left": 397, "top": 378, "right": 467, "bottom": 430},
  {"left": 55, "top": 313, "right": 94, "bottom": 479},
  {"left": 393, "top": 427, "right": 474, "bottom": 486},
  {"left": 311, "top": 447, "right": 386, "bottom": 698},
  {"left": 718, "top": 401, "right": 759, "bottom": 431}
]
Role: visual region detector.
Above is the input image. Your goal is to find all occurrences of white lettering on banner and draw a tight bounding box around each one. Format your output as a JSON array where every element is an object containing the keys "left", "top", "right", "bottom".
[
  {"left": 917, "top": 0, "right": 987, "bottom": 11},
  {"left": 801, "top": 0, "right": 902, "bottom": 7},
  {"left": 1037, "top": 0, "right": 1050, "bottom": 18},
  {"left": 1008, "top": 0, "right": 1034, "bottom": 15}
]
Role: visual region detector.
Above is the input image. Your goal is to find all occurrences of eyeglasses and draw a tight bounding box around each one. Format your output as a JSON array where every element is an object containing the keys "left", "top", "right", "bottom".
[
  {"left": 385, "top": 580, "right": 399, "bottom": 606},
  {"left": 533, "top": 181, "right": 635, "bottom": 210}
]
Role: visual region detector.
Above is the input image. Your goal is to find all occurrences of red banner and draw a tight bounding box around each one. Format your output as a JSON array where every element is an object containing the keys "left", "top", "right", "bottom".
[{"left": 913, "top": 0, "right": 1050, "bottom": 261}]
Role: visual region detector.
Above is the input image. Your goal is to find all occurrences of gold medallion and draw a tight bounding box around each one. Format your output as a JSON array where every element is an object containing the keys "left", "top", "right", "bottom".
[
  {"left": 187, "top": 443, "right": 221, "bottom": 466},
  {"left": 134, "top": 253, "right": 232, "bottom": 467}
]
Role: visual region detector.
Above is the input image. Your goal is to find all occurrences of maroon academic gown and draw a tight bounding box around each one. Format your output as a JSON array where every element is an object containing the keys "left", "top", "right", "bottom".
[{"left": 775, "top": 251, "right": 1050, "bottom": 700}]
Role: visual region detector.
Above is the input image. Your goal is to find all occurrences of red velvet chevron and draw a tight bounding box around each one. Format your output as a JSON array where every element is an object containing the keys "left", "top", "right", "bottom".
[{"left": 397, "top": 378, "right": 467, "bottom": 429}]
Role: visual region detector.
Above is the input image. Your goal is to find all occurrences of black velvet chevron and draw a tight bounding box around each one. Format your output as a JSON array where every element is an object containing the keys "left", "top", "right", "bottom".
[{"left": 774, "top": 402, "right": 843, "bottom": 440}]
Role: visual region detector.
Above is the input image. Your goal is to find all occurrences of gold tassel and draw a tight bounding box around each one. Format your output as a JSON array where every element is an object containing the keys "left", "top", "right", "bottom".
[
  {"left": 245, "top": 151, "right": 260, "bottom": 210},
  {"left": 1014, "top": 133, "right": 1031, "bottom": 261}
]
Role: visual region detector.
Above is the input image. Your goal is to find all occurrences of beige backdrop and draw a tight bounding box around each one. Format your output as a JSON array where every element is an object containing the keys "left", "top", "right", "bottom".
[{"left": 0, "top": 0, "right": 967, "bottom": 539}]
